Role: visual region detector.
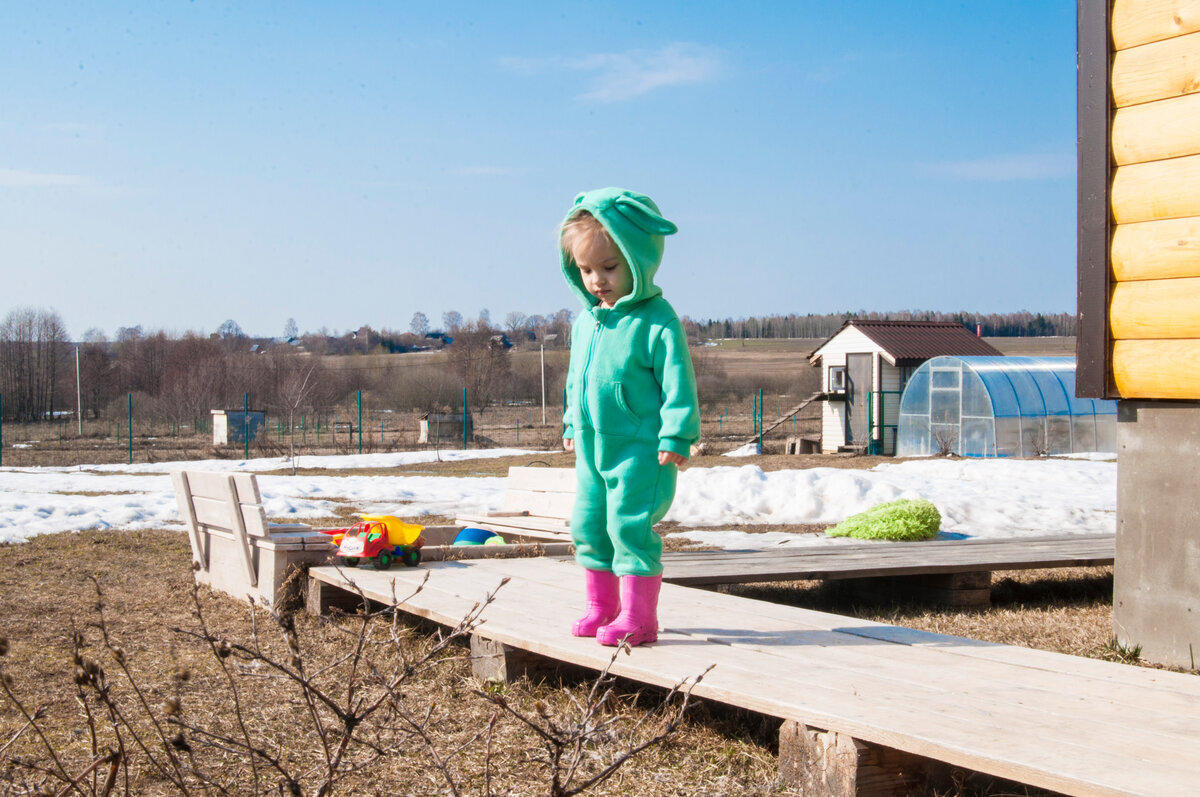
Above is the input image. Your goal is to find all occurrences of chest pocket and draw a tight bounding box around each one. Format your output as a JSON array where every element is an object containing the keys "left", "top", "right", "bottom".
[{"left": 588, "top": 379, "right": 641, "bottom": 437}]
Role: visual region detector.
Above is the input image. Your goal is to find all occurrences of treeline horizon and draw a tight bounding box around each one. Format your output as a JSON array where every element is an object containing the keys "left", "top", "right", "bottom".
[
  {"left": 43, "top": 307, "right": 1076, "bottom": 348},
  {"left": 686, "top": 309, "right": 1076, "bottom": 340}
]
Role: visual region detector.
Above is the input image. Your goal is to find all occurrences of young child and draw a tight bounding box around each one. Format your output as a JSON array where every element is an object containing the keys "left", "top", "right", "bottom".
[{"left": 558, "top": 187, "right": 701, "bottom": 646}]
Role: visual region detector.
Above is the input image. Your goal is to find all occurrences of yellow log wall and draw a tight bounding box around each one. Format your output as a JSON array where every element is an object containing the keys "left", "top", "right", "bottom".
[{"left": 1109, "top": 5, "right": 1200, "bottom": 398}]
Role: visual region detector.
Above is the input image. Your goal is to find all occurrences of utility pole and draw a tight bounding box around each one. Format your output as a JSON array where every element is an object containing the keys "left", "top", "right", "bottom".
[
  {"left": 541, "top": 333, "right": 558, "bottom": 425},
  {"left": 75, "top": 346, "right": 83, "bottom": 435}
]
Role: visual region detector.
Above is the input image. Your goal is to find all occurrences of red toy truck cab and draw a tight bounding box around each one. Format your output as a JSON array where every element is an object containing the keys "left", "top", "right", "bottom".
[{"left": 325, "top": 516, "right": 424, "bottom": 570}]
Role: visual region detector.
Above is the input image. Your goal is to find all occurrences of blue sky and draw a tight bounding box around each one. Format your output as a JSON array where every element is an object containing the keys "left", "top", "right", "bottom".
[{"left": 1, "top": 1, "right": 1078, "bottom": 339}]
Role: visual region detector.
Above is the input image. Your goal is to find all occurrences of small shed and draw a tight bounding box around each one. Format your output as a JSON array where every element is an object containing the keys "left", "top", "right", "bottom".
[
  {"left": 895, "top": 356, "right": 1117, "bottom": 458},
  {"left": 808, "top": 321, "right": 1001, "bottom": 455},
  {"left": 211, "top": 409, "right": 266, "bottom": 446}
]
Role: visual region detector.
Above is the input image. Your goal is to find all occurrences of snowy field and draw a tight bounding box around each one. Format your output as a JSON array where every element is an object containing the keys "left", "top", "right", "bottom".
[{"left": 0, "top": 450, "right": 1116, "bottom": 547}]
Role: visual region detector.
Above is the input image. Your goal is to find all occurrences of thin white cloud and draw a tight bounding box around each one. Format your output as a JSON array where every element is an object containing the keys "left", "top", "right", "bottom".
[
  {"left": 929, "top": 153, "right": 1074, "bottom": 181},
  {"left": 572, "top": 43, "right": 722, "bottom": 102},
  {"left": 0, "top": 168, "right": 89, "bottom": 188},
  {"left": 502, "top": 43, "right": 723, "bottom": 103}
]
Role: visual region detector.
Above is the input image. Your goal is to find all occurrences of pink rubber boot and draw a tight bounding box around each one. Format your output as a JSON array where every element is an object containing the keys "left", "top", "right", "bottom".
[
  {"left": 572, "top": 569, "right": 620, "bottom": 637},
  {"left": 596, "top": 575, "right": 661, "bottom": 646}
]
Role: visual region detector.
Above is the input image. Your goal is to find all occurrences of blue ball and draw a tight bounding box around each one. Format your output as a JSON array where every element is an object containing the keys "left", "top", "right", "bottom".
[{"left": 453, "top": 527, "right": 501, "bottom": 546}]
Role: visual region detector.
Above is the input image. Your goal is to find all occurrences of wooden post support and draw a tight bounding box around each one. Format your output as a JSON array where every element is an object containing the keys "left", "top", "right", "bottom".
[
  {"left": 470, "top": 635, "right": 554, "bottom": 683},
  {"left": 778, "top": 720, "right": 950, "bottom": 797},
  {"left": 841, "top": 571, "right": 992, "bottom": 609},
  {"left": 306, "top": 576, "right": 366, "bottom": 617}
]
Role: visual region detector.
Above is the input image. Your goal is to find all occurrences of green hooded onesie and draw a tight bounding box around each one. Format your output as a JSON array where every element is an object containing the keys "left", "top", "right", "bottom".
[{"left": 560, "top": 188, "right": 701, "bottom": 577}]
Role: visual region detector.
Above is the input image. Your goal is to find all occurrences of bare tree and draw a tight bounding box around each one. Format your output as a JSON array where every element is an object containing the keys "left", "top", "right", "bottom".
[
  {"left": 217, "top": 319, "right": 245, "bottom": 340},
  {"left": 268, "top": 354, "right": 327, "bottom": 473},
  {"left": 446, "top": 320, "right": 513, "bottom": 411},
  {"left": 504, "top": 311, "right": 528, "bottom": 339},
  {"left": 0, "top": 307, "right": 68, "bottom": 421},
  {"left": 442, "top": 310, "right": 463, "bottom": 333},
  {"left": 410, "top": 312, "right": 430, "bottom": 337}
]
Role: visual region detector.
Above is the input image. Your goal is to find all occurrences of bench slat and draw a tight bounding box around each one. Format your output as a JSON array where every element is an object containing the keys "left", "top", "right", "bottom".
[
  {"left": 500, "top": 490, "right": 575, "bottom": 517},
  {"left": 504, "top": 466, "right": 577, "bottom": 492}
]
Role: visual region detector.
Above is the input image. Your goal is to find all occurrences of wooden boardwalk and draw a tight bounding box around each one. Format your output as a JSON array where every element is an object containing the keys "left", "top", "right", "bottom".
[
  {"left": 658, "top": 533, "right": 1116, "bottom": 586},
  {"left": 308, "top": 556, "right": 1199, "bottom": 796}
]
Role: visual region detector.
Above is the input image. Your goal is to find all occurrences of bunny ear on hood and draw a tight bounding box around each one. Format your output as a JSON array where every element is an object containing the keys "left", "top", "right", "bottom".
[
  {"left": 560, "top": 187, "right": 677, "bottom": 310},
  {"left": 613, "top": 195, "right": 679, "bottom": 236}
]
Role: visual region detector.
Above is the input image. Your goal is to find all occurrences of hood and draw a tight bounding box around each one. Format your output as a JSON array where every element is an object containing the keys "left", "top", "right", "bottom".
[{"left": 560, "top": 187, "right": 678, "bottom": 310}]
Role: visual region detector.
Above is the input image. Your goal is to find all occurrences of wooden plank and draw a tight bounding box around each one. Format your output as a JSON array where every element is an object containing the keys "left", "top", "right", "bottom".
[
  {"left": 497, "top": 559, "right": 1200, "bottom": 729},
  {"left": 1111, "top": 276, "right": 1200, "bottom": 338},
  {"left": 659, "top": 535, "right": 1115, "bottom": 586},
  {"left": 1113, "top": 338, "right": 1200, "bottom": 397},
  {"left": 172, "top": 471, "right": 207, "bottom": 570},
  {"left": 1112, "top": 29, "right": 1200, "bottom": 108},
  {"left": 1112, "top": 153, "right": 1200, "bottom": 223},
  {"left": 223, "top": 475, "right": 258, "bottom": 588},
  {"left": 307, "top": 560, "right": 1200, "bottom": 794},
  {"left": 1113, "top": 91, "right": 1200, "bottom": 164},
  {"left": 1112, "top": 0, "right": 1200, "bottom": 51},
  {"left": 455, "top": 514, "right": 570, "bottom": 536},
  {"left": 504, "top": 467, "right": 576, "bottom": 492},
  {"left": 500, "top": 490, "right": 574, "bottom": 518},
  {"left": 1112, "top": 217, "right": 1200, "bottom": 281}
]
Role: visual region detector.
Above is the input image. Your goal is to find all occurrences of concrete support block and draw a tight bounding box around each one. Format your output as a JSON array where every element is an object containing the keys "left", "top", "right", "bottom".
[
  {"left": 778, "top": 720, "right": 950, "bottom": 796},
  {"left": 1115, "top": 400, "right": 1200, "bottom": 669},
  {"left": 470, "top": 635, "right": 554, "bottom": 682}
]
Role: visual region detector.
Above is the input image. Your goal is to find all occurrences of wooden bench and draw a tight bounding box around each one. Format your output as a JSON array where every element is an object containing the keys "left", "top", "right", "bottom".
[
  {"left": 454, "top": 466, "right": 575, "bottom": 543},
  {"left": 307, "top": 556, "right": 1200, "bottom": 796},
  {"left": 172, "top": 470, "right": 336, "bottom": 607}
]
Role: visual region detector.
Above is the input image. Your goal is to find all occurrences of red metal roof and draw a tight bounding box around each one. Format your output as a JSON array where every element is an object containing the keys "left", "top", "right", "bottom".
[{"left": 811, "top": 320, "right": 1002, "bottom": 365}]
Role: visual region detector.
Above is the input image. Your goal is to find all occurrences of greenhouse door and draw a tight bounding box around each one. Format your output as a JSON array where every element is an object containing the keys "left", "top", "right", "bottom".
[{"left": 845, "top": 353, "right": 872, "bottom": 447}]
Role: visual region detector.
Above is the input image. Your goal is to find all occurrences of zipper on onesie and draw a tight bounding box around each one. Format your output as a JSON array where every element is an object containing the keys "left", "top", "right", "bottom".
[{"left": 579, "top": 312, "right": 605, "bottom": 429}]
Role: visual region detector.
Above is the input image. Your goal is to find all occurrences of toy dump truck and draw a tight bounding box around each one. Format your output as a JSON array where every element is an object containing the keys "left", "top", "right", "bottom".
[{"left": 321, "top": 514, "right": 424, "bottom": 570}]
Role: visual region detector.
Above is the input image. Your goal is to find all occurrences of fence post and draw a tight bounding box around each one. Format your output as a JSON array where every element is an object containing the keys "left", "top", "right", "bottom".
[
  {"left": 127, "top": 393, "right": 133, "bottom": 465},
  {"left": 357, "top": 390, "right": 363, "bottom": 454},
  {"left": 462, "top": 388, "right": 468, "bottom": 450},
  {"left": 0, "top": 393, "right": 4, "bottom": 467}
]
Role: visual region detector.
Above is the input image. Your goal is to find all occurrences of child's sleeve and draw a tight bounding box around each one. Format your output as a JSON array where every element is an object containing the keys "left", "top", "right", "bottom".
[{"left": 654, "top": 321, "right": 701, "bottom": 457}]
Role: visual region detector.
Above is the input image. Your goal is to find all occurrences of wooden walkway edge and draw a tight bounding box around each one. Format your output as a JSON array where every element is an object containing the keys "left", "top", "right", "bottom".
[
  {"left": 307, "top": 556, "right": 1199, "bottom": 797},
  {"left": 658, "top": 533, "right": 1116, "bottom": 585}
]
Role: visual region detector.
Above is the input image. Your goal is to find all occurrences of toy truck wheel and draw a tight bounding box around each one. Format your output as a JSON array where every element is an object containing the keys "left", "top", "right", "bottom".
[
  {"left": 402, "top": 548, "right": 421, "bottom": 567},
  {"left": 342, "top": 557, "right": 359, "bottom": 568},
  {"left": 375, "top": 551, "right": 393, "bottom": 570}
]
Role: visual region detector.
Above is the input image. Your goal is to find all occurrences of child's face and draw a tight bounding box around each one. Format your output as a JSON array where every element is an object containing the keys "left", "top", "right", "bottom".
[{"left": 573, "top": 233, "right": 632, "bottom": 308}]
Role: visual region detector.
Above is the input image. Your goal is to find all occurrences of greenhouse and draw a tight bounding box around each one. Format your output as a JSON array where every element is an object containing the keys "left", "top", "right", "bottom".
[{"left": 895, "top": 356, "right": 1117, "bottom": 458}]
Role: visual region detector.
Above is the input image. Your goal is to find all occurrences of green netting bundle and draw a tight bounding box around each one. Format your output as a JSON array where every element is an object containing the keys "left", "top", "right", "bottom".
[{"left": 826, "top": 499, "right": 942, "bottom": 541}]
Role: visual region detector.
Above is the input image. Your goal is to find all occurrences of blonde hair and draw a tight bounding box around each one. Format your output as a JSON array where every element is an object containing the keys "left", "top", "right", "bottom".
[{"left": 559, "top": 211, "right": 612, "bottom": 261}]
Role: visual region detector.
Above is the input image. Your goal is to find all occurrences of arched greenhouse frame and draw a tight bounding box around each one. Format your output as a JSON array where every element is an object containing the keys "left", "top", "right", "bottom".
[{"left": 895, "top": 356, "right": 1117, "bottom": 458}]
